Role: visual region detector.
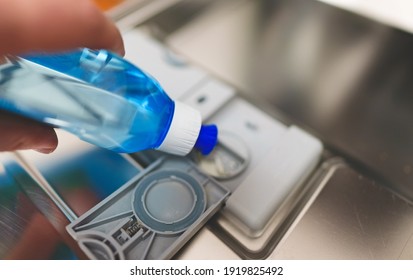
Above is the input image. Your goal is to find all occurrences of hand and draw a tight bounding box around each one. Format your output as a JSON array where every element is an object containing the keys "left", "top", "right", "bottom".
[
  {"left": 0, "top": 0, "right": 125, "bottom": 153},
  {"left": 0, "top": 111, "right": 58, "bottom": 153},
  {"left": 0, "top": 0, "right": 124, "bottom": 56}
]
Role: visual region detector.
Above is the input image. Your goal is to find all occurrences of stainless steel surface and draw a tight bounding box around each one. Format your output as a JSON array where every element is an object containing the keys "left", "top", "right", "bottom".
[
  {"left": 0, "top": 153, "right": 79, "bottom": 259},
  {"left": 272, "top": 159, "right": 413, "bottom": 259},
  {"left": 12, "top": 152, "right": 78, "bottom": 223},
  {"left": 114, "top": 0, "right": 185, "bottom": 32},
  {"left": 319, "top": 0, "right": 413, "bottom": 35}
]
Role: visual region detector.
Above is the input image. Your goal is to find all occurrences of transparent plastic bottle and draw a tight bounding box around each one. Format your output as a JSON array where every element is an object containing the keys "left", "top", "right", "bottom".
[{"left": 0, "top": 49, "right": 217, "bottom": 155}]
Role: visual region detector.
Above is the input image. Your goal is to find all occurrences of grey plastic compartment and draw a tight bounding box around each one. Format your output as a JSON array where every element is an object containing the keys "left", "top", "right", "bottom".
[{"left": 66, "top": 156, "right": 230, "bottom": 260}]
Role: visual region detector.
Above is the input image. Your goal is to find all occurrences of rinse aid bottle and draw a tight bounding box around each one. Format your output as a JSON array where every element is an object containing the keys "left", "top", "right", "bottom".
[{"left": 0, "top": 49, "right": 217, "bottom": 155}]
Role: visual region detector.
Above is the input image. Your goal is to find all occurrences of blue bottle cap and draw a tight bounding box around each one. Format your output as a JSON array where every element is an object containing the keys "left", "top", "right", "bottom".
[{"left": 194, "top": 124, "right": 218, "bottom": 155}]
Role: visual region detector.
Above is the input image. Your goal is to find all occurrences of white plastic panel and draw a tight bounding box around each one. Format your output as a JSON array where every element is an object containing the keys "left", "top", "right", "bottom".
[
  {"left": 204, "top": 98, "right": 288, "bottom": 192},
  {"left": 123, "top": 30, "right": 208, "bottom": 100},
  {"left": 225, "top": 126, "right": 323, "bottom": 236},
  {"left": 191, "top": 97, "right": 323, "bottom": 236},
  {"left": 182, "top": 79, "right": 235, "bottom": 121}
]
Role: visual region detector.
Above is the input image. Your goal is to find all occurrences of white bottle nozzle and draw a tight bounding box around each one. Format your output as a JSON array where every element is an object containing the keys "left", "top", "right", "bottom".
[{"left": 157, "top": 101, "right": 202, "bottom": 156}]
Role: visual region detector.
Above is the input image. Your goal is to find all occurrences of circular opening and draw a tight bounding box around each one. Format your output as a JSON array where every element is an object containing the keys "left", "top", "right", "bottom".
[
  {"left": 193, "top": 131, "right": 250, "bottom": 180},
  {"left": 132, "top": 169, "right": 206, "bottom": 234},
  {"left": 142, "top": 176, "right": 196, "bottom": 224}
]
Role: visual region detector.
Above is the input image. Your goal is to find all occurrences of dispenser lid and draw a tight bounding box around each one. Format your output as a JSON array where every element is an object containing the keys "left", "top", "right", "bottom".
[{"left": 66, "top": 157, "right": 230, "bottom": 260}]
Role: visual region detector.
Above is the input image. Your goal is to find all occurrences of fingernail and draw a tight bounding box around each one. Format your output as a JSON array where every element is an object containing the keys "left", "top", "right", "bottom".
[{"left": 34, "top": 148, "right": 55, "bottom": 154}]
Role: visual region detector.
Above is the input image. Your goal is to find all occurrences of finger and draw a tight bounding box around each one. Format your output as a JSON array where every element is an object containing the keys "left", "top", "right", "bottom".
[
  {"left": 0, "top": 0, "right": 125, "bottom": 56},
  {"left": 0, "top": 110, "right": 58, "bottom": 153}
]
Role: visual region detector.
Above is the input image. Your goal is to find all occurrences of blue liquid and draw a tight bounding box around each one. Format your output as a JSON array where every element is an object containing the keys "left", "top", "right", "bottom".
[{"left": 0, "top": 49, "right": 175, "bottom": 153}]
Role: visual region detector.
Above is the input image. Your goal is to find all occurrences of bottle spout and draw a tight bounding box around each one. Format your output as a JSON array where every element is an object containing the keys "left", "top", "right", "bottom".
[{"left": 194, "top": 124, "right": 218, "bottom": 155}]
